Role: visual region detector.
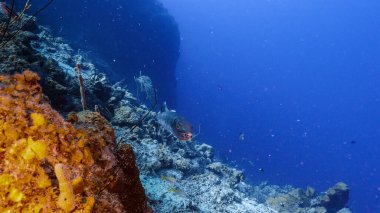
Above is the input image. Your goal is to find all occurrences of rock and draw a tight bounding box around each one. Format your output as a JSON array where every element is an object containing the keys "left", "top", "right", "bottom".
[
  {"left": 266, "top": 182, "right": 350, "bottom": 213},
  {"left": 112, "top": 105, "right": 141, "bottom": 126},
  {"left": 195, "top": 143, "right": 214, "bottom": 159},
  {"left": 116, "top": 144, "right": 153, "bottom": 213},
  {"left": 76, "top": 111, "right": 152, "bottom": 212},
  {"left": 90, "top": 72, "right": 113, "bottom": 102},
  {"left": 159, "top": 169, "right": 184, "bottom": 180},
  {"left": 305, "top": 186, "right": 316, "bottom": 198},
  {"left": 266, "top": 188, "right": 315, "bottom": 212},
  {"left": 207, "top": 162, "right": 244, "bottom": 185},
  {"left": 337, "top": 208, "right": 352, "bottom": 213},
  {"left": 207, "top": 162, "right": 225, "bottom": 175},
  {"left": 21, "top": 16, "right": 39, "bottom": 32},
  {"left": 313, "top": 182, "right": 349, "bottom": 213}
]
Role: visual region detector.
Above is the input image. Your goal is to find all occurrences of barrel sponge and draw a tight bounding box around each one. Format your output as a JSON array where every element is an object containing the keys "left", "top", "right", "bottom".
[{"left": 0, "top": 71, "right": 96, "bottom": 212}]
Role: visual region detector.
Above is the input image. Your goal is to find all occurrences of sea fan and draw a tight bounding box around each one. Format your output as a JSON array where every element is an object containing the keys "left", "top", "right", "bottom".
[{"left": 134, "top": 71, "right": 155, "bottom": 103}]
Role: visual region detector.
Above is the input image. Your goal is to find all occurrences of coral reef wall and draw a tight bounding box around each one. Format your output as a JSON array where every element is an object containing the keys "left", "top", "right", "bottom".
[
  {"left": 0, "top": 8, "right": 352, "bottom": 213},
  {"left": 36, "top": 0, "right": 180, "bottom": 107},
  {"left": 0, "top": 15, "right": 137, "bottom": 117}
]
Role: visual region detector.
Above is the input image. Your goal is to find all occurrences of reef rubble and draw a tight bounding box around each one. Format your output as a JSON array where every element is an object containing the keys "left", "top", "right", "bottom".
[
  {"left": 0, "top": 15, "right": 352, "bottom": 213},
  {"left": 114, "top": 123, "right": 351, "bottom": 213}
]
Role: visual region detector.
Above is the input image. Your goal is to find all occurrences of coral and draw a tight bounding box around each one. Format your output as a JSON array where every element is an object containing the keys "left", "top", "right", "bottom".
[
  {"left": 207, "top": 162, "right": 244, "bottom": 185},
  {"left": 0, "top": 71, "right": 151, "bottom": 212},
  {"left": 134, "top": 73, "right": 155, "bottom": 103},
  {"left": 265, "top": 182, "right": 350, "bottom": 213},
  {"left": 1, "top": 14, "right": 137, "bottom": 118},
  {"left": 266, "top": 188, "right": 316, "bottom": 212},
  {"left": 66, "top": 111, "right": 79, "bottom": 123},
  {"left": 113, "top": 110, "right": 351, "bottom": 213},
  {"left": 195, "top": 143, "right": 214, "bottom": 160},
  {"left": 75, "top": 63, "right": 87, "bottom": 111},
  {"left": 0, "top": 0, "right": 53, "bottom": 49},
  {"left": 0, "top": 1, "right": 32, "bottom": 47},
  {"left": 312, "top": 182, "right": 349, "bottom": 213},
  {"left": 112, "top": 105, "right": 141, "bottom": 126}
]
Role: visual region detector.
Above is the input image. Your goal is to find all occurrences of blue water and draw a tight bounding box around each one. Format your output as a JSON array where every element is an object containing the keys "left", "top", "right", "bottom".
[
  {"left": 35, "top": 0, "right": 380, "bottom": 211},
  {"left": 161, "top": 0, "right": 380, "bottom": 211}
]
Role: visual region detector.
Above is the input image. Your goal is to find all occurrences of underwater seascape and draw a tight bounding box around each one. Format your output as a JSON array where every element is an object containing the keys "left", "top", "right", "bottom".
[{"left": 0, "top": 0, "right": 379, "bottom": 212}]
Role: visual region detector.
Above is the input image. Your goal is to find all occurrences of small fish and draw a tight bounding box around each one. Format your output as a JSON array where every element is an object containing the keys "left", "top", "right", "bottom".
[
  {"left": 161, "top": 175, "right": 177, "bottom": 184},
  {"left": 239, "top": 132, "right": 245, "bottom": 141},
  {"left": 157, "top": 102, "right": 193, "bottom": 141},
  {"left": 350, "top": 140, "right": 356, "bottom": 144},
  {"left": 168, "top": 186, "right": 187, "bottom": 198},
  {"left": 258, "top": 168, "right": 264, "bottom": 172},
  {"left": 0, "top": 2, "right": 17, "bottom": 18}
]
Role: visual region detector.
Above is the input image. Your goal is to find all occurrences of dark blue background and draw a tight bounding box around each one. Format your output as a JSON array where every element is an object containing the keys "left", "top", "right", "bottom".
[{"left": 161, "top": 0, "right": 380, "bottom": 211}]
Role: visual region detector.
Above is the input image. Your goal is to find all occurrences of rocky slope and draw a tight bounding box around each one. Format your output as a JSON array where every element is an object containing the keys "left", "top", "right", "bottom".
[{"left": 37, "top": 0, "right": 180, "bottom": 107}]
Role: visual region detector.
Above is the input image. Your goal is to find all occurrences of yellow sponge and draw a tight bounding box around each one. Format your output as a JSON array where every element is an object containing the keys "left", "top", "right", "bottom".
[
  {"left": 55, "top": 163, "right": 75, "bottom": 212},
  {"left": 8, "top": 187, "right": 24, "bottom": 203},
  {"left": 30, "top": 113, "right": 46, "bottom": 127}
]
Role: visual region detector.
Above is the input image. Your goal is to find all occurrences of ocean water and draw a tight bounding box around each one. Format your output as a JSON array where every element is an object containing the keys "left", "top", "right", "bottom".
[
  {"left": 34, "top": 0, "right": 380, "bottom": 212},
  {"left": 161, "top": 0, "right": 380, "bottom": 212}
]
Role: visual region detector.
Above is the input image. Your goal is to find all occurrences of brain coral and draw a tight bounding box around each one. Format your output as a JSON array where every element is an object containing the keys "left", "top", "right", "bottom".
[{"left": 0, "top": 71, "right": 151, "bottom": 212}]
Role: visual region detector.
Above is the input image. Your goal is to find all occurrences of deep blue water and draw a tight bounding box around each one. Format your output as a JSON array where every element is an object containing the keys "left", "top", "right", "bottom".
[
  {"left": 34, "top": 0, "right": 380, "bottom": 212},
  {"left": 161, "top": 0, "right": 380, "bottom": 211}
]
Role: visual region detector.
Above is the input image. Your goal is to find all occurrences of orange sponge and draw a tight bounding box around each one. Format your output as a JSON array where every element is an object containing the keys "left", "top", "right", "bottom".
[{"left": 0, "top": 71, "right": 95, "bottom": 212}]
